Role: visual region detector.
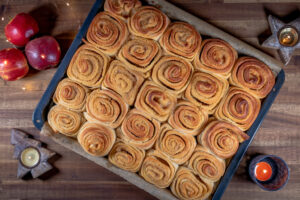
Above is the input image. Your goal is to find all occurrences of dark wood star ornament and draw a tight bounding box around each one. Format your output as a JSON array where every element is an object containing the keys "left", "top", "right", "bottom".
[
  {"left": 262, "top": 15, "right": 300, "bottom": 65},
  {"left": 11, "top": 129, "right": 56, "bottom": 179}
]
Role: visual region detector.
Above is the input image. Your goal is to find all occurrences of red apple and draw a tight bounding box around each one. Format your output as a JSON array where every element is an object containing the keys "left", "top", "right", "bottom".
[
  {"left": 25, "top": 36, "right": 61, "bottom": 70},
  {"left": 0, "top": 48, "right": 29, "bottom": 81},
  {"left": 5, "top": 13, "right": 39, "bottom": 46}
]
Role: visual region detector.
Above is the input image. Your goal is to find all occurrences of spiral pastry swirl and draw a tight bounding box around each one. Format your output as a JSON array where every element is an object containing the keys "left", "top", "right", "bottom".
[
  {"left": 215, "top": 87, "right": 261, "bottom": 131},
  {"left": 108, "top": 140, "right": 145, "bottom": 172},
  {"left": 152, "top": 56, "right": 194, "bottom": 94},
  {"left": 67, "top": 44, "right": 110, "bottom": 88},
  {"left": 128, "top": 6, "right": 170, "bottom": 40},
  {"left": 53, "top": 78, "right": 89, "bottom": 112},
  {"left": 198, "top": 120, "right": 249, "bottom": 159},
  {"left": 84, "top": 89, "right": 128, "bottom": 128},
  {"left": 159, "top": 22, "right": 201, "bottom": 61},
  {"left": 168, "top": 101, "right": 208, "bottom": 136},
  {"left": 229, "top": 57, "right": 275, "bottom": 99},
  {"left": 86, "top": 11, "right": 128, "bottom": 56},
  {"left": 135, "top": 81, "right": 177, "bottom": 122},
  {"left": 102, "top": 60, "right": 144, "bottom": 105},
  {"left": 118, "top": 37, "right": 162, "bottom": 76},
  {"left": 119, "top": 109, "right": 160, "bottom": 150},
  {"left": 194, "top": 39, "right": 238, "bottom": 78},
  {"left": 140, "top": 150, "right": 178, "bottom": 188},
  {"left": 185, "top": 72, "right": 229, "bottom": 114},
  {"left": 104, "top": 0, "right": 141, "bottom": 19},
  {"left": 187, "top": 146, "right": 226, "bottom": 182},
  {"left": 77, "top": 122, "right": 116, "bottom": 156},
  {"left": 171, "top": 167, "right": 214, "bottom": 200},
  {"left": 155, "top": 124, "right": 196, "bottom": 165},
  {"left": 48, "top": 105, "right": 84, "bottom": 137}
]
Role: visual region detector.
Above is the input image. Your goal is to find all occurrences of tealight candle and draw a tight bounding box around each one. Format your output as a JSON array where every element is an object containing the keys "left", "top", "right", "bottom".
[
  {"left": 278, "top": 26, "right": 299, "bottom": 47},
  {"left": 20, "top": 147, "right": 40, "bottom": 168},
  {"left": 255, "top": 161, "right": 272, "bottom": 182}
]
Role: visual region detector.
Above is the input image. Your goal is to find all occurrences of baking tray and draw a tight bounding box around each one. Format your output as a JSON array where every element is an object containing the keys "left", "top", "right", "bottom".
[{"left": 32, "top": 0, "right": 285, "bottom": 199}]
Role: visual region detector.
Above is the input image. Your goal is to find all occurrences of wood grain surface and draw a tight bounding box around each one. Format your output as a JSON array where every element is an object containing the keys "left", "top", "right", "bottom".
[{"left": 0, "top": 0, "right": 300, "bottom": 199}]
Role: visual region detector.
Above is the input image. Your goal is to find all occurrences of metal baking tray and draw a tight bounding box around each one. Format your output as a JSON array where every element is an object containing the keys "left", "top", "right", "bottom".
[{"left": 32, "top": 0, "right": 285, "bottom": 199}]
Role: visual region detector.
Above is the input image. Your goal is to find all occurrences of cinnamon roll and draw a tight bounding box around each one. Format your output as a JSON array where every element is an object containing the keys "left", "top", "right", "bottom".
[
  {"left": 128, "top": 6, "right": 170, "bottom": 40},
  {"left": 77, "top": 122, "right": 116, "bottom": 156},
  {"left": 193, "top": 39, "right": 238, "bottom": 78},
  {"left": 152, "top": 56, "right": 194, "bottom": 94},
  {"left": 168, "top": 101, "right": 208, "bottom": 136},
  {"left": 215, "top": 87, "right": 261, "bottom": 131},
  {"left": 140, "top": 150, "right": 178, "bottom": 188},
  {"left": 119, "top": 109, "right": 160, "bottom": 150},
  {"left": 53, "top": 78, "right": 89, "bottom": 112},
  {"left": 84, "top": 89, "right": 128, "bottom": 128},
  {"left": 48, "top": 105, "right": 84, "bottom": 137},
  {"left": 187, "top": 146, "right": 226, "bottom": 182},
  {"left": 104, "top": 0, "right": 141, "bottom": 19},
  {"left": 102, "top": 60, "right": 144, "bottom": 105},
  {"left": 67, "top": 44, "right": 110, "bottom": 88},
  {"left": 159, "top": 22, "right": 201, "bottom": 61},
  {"left": 184, "top": 71, "right": 229, "bottom": 114},
  {"left": 155, "top": 124, "right": 196, "bottom": 165},
  {"left": 108, "top": 140, "right": 145, "bottom": 172},
  {"left": 118, "top": 36, "right": 162, "bottom": 76},
  {"left": 198, "top": 120, "right": 249, "bottom": 159},
  {"left": 135, "top": 81, "right": 177, "bottom": 122},
  {"left": 171, "top": 167, "right": 214, "bottom": 200},
  {"left": 229, "top": 57, "right": 275, "bottom": 99},
  {"left": 86, "top": 11, "right": 128, "bottom": 56}
]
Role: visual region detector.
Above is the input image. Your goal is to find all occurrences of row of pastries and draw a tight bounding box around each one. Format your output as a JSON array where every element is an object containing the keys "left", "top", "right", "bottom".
[{"left": 47, "top": 0, "right": 275, "bottom": 199}]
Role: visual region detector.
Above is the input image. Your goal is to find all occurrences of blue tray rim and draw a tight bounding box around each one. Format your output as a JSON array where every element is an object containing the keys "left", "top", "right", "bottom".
[{"left": 32, "top": 0, "right": 286, "bottom": 199}]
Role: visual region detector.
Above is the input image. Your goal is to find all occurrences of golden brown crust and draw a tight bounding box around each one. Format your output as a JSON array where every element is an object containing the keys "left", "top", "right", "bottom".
[
  {"left": 119, "top": 109, "right": 160, "bottom": 150},
  {"left": 86, "top": 11, "right": 128, "bottom": 56},
  {"left": 118, "top": 36, "right": 162, "bottom": 77},
  {"left": 77, "top": 122, "right": 116, "bottom": 156},
  {"left": 128, "top": 6, "right": 170, "bottom": 40},
  {"left": 193, "top": 39, "right": 238, "bottom": 79},
  {"left": 187, "top": 146, "right": 226, "bottom": 182},
  {"left": 48, "top": 105, "right": 85, "bottom": 137},
  {"left": 108, "top": 140, "right": 145, "bottom": 172},
  {"left": 152, "top": 56, "right": 194, "bottom": 94},
  {"left": 229, "top": 57, "right": 275, "bottom": 99},
  {"left": 198, "top": 120, "right": 249, "bottom": 159},
  {"left": 102, "top": 60, "right": 144, "bottom": 105},
  {"left": 67, "top": 44, "right": 110, "bottom": 88},
  {"left": 135, "top": 81, "right": 177, "bottom": 122},
  {"left": 155, "top": 124, "right": 196, "bottom": 165},
  {"left": 184, "top": 71, "right": 229, "bottom": 114},
  {"left": 53, "top": 78, "right": 89, "bottom": 112},
  {"left": 168, "top": 101, "right": 208, "bottom": 136},
  {"left": 84, "top": 89, "right": 129, "bottom": 128},
  {"left": 140, "top": 150, "right": 178, "bottom": 188},
  {"left": 215, "top": 87, "right": 261, "bottom": 131},
  {"left": 171, "top": 167, "right": 214, "bottom": 200},
  {"left": 159, "top": 22, "right": 201, "bottom": 61},
  {"left": 104, "top": 0, "right": 142, "bottom": 19}
]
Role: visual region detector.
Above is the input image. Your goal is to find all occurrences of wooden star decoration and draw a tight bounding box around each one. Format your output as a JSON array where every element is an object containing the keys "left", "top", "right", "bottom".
[
  {"left": 262, "top": 15, "right": 300, "bottom": 65},
  {"left": 11, "top": 129, "right": 56, "bottom": 179}
]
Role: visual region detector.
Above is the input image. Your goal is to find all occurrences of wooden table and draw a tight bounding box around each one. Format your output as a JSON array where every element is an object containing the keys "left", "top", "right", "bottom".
[{"left": 0, "top": 0, "right": 299, "bottom": 199}]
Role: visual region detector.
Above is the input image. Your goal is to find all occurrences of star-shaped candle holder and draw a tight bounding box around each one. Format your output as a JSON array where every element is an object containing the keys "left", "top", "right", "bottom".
[
  {"left": 11, "top": 129, "right": 56, "bottom": 179},
  {"left": 262, "top": 15, "right": 300, "bottom": 65}
]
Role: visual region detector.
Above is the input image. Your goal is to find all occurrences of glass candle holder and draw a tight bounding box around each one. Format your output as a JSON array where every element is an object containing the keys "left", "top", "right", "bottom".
[{"left": 249, "top": 155, "right": 289, "bottom": 191}]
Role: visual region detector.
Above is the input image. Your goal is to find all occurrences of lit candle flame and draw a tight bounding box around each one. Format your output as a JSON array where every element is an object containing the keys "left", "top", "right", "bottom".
[
  {"left": 1, "top": 17, "right": 4, "bottom": 21},
  {"left": 3, "top": 60, "right": 7, "bottom": 65},
  {"left": 66, "top": 2, "right": 70, "bottom": 6},
  {"left": 41, "top": 54, "right": 46, "bottom": 59}
]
